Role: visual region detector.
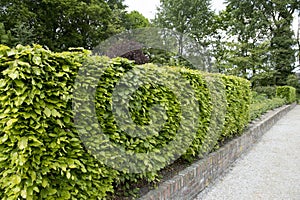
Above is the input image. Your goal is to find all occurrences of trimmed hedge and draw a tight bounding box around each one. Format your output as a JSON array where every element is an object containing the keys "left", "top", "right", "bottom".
[
  {"left": 219, "top": 74, "right": 251, "bottom": 138},
  {"left": 253, "top": 86, "right": 277, "bottom": 99},
  {"left": 0, "top": 45, "right": 118, "bottom": 199},
  {"left": 0, "top": 45, "right": 251, "bottom": 199},
  {"left": 276, "top": 86, "right": 296, "bottom": 104},
  {"left": 250, "top": 93, "right": 286, "bottom": 121},
  {"left": 182, "top": 72, "right": 252, "bottom": 159}
]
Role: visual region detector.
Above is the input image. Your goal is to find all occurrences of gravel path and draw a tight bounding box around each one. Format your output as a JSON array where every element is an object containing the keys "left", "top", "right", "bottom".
[{"left": 195, "top": 105, "right": 300, "bottom": 200}]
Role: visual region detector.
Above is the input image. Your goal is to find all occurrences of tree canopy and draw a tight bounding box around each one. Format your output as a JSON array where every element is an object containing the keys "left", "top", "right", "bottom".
[
  {"left": 124, "top": 11, "right": 150, "bottom": 30},
  {"left": 213, "top": 0, "right": 299, "bottom": 86},
  {"left": 154, "top": 0, "right": 214, "bottom": 48},
  {"left": 0, "top": 0, "right": 151, "bottom": 51}
]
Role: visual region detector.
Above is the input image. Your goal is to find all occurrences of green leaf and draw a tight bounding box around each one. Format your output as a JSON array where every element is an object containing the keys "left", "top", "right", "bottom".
[
  {"left": 62, "top": 65, "right": 69, "bottom": 72},
  {"left": 51, "top": 109, "right": 61, "bottom": 117},
  {"left": 63, "top": 116, "right": 70, "bottom": 123},
  {"left": 47, "top": 188, "right": 57, "bottom": 195},
  {"left": 44, "top": 107, "right": 51, "bottom": 117},
  {"left": 6, "top": 118, "right": 18, "bottom": 127},
  {"left": 0, "top": 113, "right": 8, "bottom": 119},
  {"left": 14, "top": 79, "right": 25, "bottom": 88},
  {"left": 32, "top": 55, "right": 42, "bottom": 65},
  {"left": 42, "top": 179, "right": 48, "bottom": 188},
  {"left": 0, "top": 79, "right": 7, "bottom": 87},
  {"left": 8, "top": 71, "right": 19, "bottom": 80},
  {"left": 18, "top": 137, "right": 28, "bottom": 150},
  {"left": 0, "top": 134, "right": 8, "bottom": 143},
  {"left": 15, "top": 95, "right": 27, "bottom": 106},
  {"left": 32, "top": 67, "right": 42, "bottom": 75},
  {"left": 21, "top": 189, "right": 27, "bottom": 199},
  {"left": 11, "top": 175, "right": 22, "bottom": 186},
  {"left": 7, "top": 49, "right": 17, "bottom": 57},
  {"left": 66, "top": 171, "right": 71, "bottom": 179},
  {"left": 22, "top": 112, "right": 31, "bottom": 119}
]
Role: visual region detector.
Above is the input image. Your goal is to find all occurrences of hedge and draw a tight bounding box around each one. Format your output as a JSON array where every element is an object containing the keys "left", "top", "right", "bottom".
[
  {"left": 276, "top": 86, "right": 296, "bottom": 104},
  {"left": 250, "top": 93, "right": 286, "bottom": 121},
  {"left": 0, "top": 45, "right": 118, "bottom": 200},
  {"left": 253, "top": 86, "right": 277, "bottom": 99},
  {"left": 0, "top": 45, "right": 251, "bottom": 199}
]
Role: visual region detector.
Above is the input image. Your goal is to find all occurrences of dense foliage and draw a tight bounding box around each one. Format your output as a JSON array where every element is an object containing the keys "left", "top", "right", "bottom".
[
  {"left": 0, "top": 1, "right": 298, "bottom": 198},
  {"left": 0, "top": 0, "right": 151, "bottom": 52},
  {"left": 0, "top": 45, "right": 119, "bottom": 199},
  {"left": 0, "top": 45, "right": 252, "bottom": 199},
  {"left": 152, "top": 0, "right": 215, "bottom": 71},
  {"left": 215, "top": 0, "right": 298, "bottom": 85},
  {"left": 250, "top": 92, "right": 286, "bottom": 121},
  {"left": 276, "top": 86, "right": 297, "bottom": 103},
  {"left": 253, "top": 86, "right": 277, "bottom": 99}
]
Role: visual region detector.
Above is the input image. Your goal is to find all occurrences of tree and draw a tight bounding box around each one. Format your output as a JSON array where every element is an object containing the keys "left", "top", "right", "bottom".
[
  {"left": 286, "top": 74, "right": 300, "bottom": 91},
  {"left": 153, "top": 0, "right": 214, "bottom": 70},
  {"left": 124, "top": 11, "right": 150, "bottom": 30},
  {"left": 104, "top": 0, "right": 128, "bottom": 34},
  {"left": 105, "top": 0, "right": 126, "bottom": 9},
  {"left": 0, "top": 23, "right": 11, "bottom": 45},
  {"left": 10, "top": 22, "right": 35, "bottom": 46},
  {"left": 0, "top": 0, "right": 123, "bottom": 51},
  {"left": 297, "top": 14, "right": 300, "bottom": 68},
  {"left": 217, "top": 0, "right": 299, "bottom": 85}
]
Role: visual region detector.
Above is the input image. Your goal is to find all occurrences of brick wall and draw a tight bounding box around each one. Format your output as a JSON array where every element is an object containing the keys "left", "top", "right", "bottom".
[{"left": 140, "top": 103, "right": 296, "bottom": 200}]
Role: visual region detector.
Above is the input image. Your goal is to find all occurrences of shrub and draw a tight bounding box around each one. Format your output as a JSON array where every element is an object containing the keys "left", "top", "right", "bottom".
[
  {"left": 74, "top": 59, "right": 251, "bottom": 164},
  {"left": 250, "top": 97, "right": 286, "bottom": 121},
  {"left": 253, "top": 86, "right": 277, "bottom": 99},
  {"left": 219, "top": 74, "right": 251, "bottom": 139},
  {"left": 182, "top": 72, "right": 252, "bottom": 159},
  {"left": 0, "top": 45, "right": 118, "bottom": 199},
  {"left": 0, "top": 44, "right": 251, "bottom": 199},
  {"left": 276, "top": 86, "right": 296, "bottom": 104}
]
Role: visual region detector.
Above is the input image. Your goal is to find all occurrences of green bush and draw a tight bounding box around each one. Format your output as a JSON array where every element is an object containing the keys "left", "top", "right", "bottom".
[
  {"left": 250, "top": 97, "right": 286, "bottom": 121},
  {"left": 0, "top": 45, "right": 251, "bottom": 199},
  {"left": 253, "top": 86, "right": 277, "bottom": 99},
  {"left": 182, "top": 72, "right": 252, "bottom": 159},
  {"left": 220, "top": 74, "right": 251, "bottom": 138},
  {"left": 70, "top": 59, "right": 252, "bottom": 166},
  {"left": 0, "top": 45, "right": 118, "bottom": 200},
  {"left": 276, "top": 86, "right": 296, "bottom": 104}
]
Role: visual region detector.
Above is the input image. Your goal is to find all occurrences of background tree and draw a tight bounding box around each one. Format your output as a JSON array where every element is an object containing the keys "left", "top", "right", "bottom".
[
  {"left": 105, "top": 0, "right": 126, "bottom": 9},
  {"left": 0, "top": 23, "right": 11, "bottom": 45},
  {"left": 124, "top": 11, "right": 150, "bottom": 30},
  {"left": 153, "top": 0, "right": 215, "bottom": 70},
  {"left": 266, "top": 0, "right": 298, "bottom": 85},
  {"left": 116, "top": 11, "right": 150, "bottom": 64},
  {"left": 297, "top": 14, "right": 300, "bottom": 68},
  {"left": 0, "top": 0, "right": 125, "bottom": 51},
  {"left": 217, "top": 0, "right": 299, "bottom": 86},
  {"left": 10, "top": 22, "right": 35, "bottom": 46}
]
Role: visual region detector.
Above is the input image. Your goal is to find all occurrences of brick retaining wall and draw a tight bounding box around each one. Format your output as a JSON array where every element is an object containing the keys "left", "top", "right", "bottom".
[{"left": 140, "top": 103, "right": 297, "bottom": 200}]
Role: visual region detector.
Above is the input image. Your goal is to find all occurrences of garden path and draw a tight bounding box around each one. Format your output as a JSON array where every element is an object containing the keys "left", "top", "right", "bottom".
[{"left": 195, "top": 105, "right": 300, "bottom": 200}]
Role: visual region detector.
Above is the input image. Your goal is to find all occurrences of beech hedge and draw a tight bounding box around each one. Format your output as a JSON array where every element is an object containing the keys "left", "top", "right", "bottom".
[
  {"left": 276, "top": 86, "right": 296, "bottom": 104},
  {"left": 0, "top": 45, "right": 118, "bottom": 200},
  {"left": 250, "top": 92, "right": 286, "bottom": 121},
  {"left": 0, "top": 45, "right": 251, "bottom": 199}
]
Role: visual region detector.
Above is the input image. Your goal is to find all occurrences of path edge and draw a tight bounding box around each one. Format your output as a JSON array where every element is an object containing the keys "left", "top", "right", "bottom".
[{"left": 139, "top": 103, "right": 297, "bottom": 200}]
